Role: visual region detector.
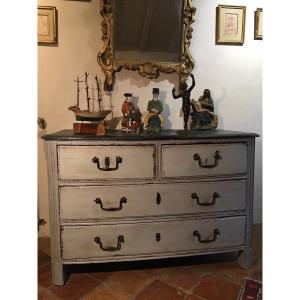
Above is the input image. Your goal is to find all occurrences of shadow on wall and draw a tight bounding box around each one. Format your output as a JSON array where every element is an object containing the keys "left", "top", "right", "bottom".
[
  {"left": 213, "top": 87, "right": 226, "bottom": 129},
  {"left": 159, "top": 91, "right": 171, "bottom": 129},
  {"left": 116, "top": 69, "right": 179, "bottom": 90}
]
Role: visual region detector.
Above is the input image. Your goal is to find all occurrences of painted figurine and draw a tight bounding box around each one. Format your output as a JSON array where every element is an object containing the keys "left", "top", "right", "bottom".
[
  {"left": 121, "top": 93, "right": 135, "bottom": 132},
  {"left": 144, "top": 88, "right": 164, "bottom": 133},
  {"left": 130, "top": 107, "right": 142, "bottom": 134},
  {"left": 190, "top": 89, "right": 218, "bottom": 130},
  {"left": 172, "top": 73, "right": 195, "bottom": 130}
]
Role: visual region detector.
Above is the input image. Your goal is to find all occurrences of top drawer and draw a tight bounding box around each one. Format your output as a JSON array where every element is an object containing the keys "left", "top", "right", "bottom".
[
  {"left": 162, "top": 143, "right": 247, "bottom": 178},
  {"left": 58, "top": 145, "right": 155, "bottom": 180}
]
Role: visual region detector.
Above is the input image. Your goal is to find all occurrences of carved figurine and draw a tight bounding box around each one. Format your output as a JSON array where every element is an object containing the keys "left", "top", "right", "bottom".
[
  {"left": 130, "top": 107, "right": 142, "bottom": 134},
  {"left": 144, "top": 88, "right": 164, "bottom": 133},
  {"left": 172, "top": 73, "right": 195, "bottom": 130},
  {"left": 121, "top": 93, "right": 142, "bottom": 133},
  {"left": 190, "top": 89, "right": 218, "bottom": 130},
  {"left": 121, "top": 93, "right": 135, "bottom": 132}
]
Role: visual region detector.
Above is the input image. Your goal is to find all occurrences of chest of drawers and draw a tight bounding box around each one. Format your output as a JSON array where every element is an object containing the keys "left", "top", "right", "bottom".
[{"left": 42, "top": 129, "right": 258, "bottom": 285}]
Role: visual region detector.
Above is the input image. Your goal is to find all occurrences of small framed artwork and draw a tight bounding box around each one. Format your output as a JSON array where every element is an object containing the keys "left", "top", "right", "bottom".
[
  {"left": 254, "top": 8, "right": 263, "bottom": 40},
  {"left": 38, "top": 6, "right": 57, "bottom": 45},
  {"left": 216, "top": 5, "right": 246, "bottom": 45}
]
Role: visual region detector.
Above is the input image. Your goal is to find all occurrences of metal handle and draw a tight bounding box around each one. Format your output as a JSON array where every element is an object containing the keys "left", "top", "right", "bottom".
[
  {"left": 193, "top": 229, "right": 220, "bottom": 243},
  {"left": 92, "top": 156, "right": 122, "bottom": 171},
  {"left": 94, "top": 197, "right": 127, "bottom": 211},
  {"left": 193, "top": 151, "right": 221, "bottom": 168},
  {"left": 156, "top": 192, "right": 161, "bottom": 205},
  {"left": 94, "top": 235, "right": 124, "bottom": 252},
  {"left": 191, "top": 192, "right": 220, "bottom": 206}
]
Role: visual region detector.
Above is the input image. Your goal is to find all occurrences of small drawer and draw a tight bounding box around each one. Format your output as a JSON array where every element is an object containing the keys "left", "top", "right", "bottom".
[
  {"left": 59, "top": 180, "right": 246, "bottom": 221},
  {"left": 58, "top": 145, "right": 155, "bottom": 180},
  {"left": 162, "top": 143, "right": 247, "bottom": 178},
  {"left": 61, "top": 216, "right": 246, "bottom": 260}
]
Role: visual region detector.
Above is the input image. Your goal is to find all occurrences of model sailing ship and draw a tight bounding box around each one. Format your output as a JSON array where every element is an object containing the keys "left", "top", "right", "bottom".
[{"left": 69, "top": 72, "right": 111, "bottom": 122}]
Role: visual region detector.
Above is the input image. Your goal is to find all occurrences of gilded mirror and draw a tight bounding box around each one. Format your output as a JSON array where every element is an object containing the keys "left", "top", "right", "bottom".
[{"left": 98, "top": 0, "right": 196, "bottom": 91}]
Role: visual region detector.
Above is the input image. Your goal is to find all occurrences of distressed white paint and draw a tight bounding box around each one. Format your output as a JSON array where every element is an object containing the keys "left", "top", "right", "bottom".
[
  {"left": 61, "top": 216, "right": 246, "bottom": 260},
  {"left": 60, "top": 180, "right": 247, "bottom": 220}
]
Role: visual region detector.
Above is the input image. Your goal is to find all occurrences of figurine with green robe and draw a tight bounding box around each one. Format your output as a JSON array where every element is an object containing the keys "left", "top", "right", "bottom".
[{"left": 144, "top": 88, "right": 164, "bottom": 132}]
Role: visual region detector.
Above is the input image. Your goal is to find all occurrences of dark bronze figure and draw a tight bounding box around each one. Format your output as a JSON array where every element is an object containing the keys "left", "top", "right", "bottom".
[{"left": 172, "top": 74, "right": 195, "bottom": 130}]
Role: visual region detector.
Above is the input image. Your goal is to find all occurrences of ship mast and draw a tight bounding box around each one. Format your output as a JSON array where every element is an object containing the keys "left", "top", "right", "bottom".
[
  {"left": 84, "top": 72, "right": 91, "bottom": 111},
  {"left": 95, "top": 75, "right": 103, "bottom": 112},
  {"left": 74, "top": 76, "right": 83, "bottom": 108}
]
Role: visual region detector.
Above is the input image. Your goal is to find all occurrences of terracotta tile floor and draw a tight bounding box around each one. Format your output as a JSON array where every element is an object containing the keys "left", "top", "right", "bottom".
[{"left": 38, "top": 224, "right": 262, "bottom": 300}]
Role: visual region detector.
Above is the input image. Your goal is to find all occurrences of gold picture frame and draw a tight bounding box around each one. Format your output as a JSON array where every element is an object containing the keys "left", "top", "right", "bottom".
[
  {"left": 254, "top": 8, "right": 263, "bottom": 40},
  {"left": 38, "top": 6, "right": 57, "bottom": 45},
  {"left": 216, "top": 5, "right": 246, "bottom": 45},
  {"left": 97, "top": 0, "right": 196, "bottom": 91}
]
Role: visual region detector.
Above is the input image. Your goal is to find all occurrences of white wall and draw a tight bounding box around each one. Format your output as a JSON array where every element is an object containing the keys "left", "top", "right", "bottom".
[{"left": 38, "top": 0, "right": 262, "bottom": 236}]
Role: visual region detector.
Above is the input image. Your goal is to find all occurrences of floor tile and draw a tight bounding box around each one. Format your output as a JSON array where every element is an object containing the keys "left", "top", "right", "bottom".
[
  {"left": 135, "top": 280, "right": 185, "bottom": 300},
  {"left": 186, "top": 295, "right": 204, "bottom": 300},
  {"left": 50, "top": 273, "right": 99, "bottom": 300},
  {"left": 143, "top": 267, "right": 168, "bottom": 277},
  {"left": 214, "top": 261, "right": 252, "bottom": 285},
  {"left": 38, "top": 251, "right": 51, "bottom": 268},
  {"left": 82, "top": 285, "right": 125, "bottom": 300},
  {"left": 85, "top": 271, "right": 111, "bottom": 283},
  {"left": 159, "top": 266, "right": 202, "bottom": 291},
  {"left": 102, "top": 270, "right": 153, "bottom": 298},
  {"left": 39, "top": 263, "right": 53, "bottom": 289},
  {"left": 193, "top": 274, "right": 240, "bottom": 300},
  {"left": 39, "top": 289, "right": 61, "bottom": 300}
]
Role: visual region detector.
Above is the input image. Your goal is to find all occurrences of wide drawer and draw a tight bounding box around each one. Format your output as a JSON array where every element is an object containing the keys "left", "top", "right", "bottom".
[
  {"left": 162, "top": 143, "right": 247, "bottom": 178},
  {"left": 58, "top": 145, "right": 155, "bottom": 180},
  {"left": 61, "top": 216, "right": 246, "bottom": 260},
  {"left": 60, "top": 180, "right": 246, "bottom": 220}
]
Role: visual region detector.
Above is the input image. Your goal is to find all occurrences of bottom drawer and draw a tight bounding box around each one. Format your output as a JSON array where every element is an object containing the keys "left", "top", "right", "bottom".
[{"left": 61, "top": 216, "right": 246, "bottom": 260}]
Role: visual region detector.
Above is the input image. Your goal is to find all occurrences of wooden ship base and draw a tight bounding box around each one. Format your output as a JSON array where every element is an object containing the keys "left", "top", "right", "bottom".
[{"left": 73, "top": 122, "right": 106, "bottom": 135}]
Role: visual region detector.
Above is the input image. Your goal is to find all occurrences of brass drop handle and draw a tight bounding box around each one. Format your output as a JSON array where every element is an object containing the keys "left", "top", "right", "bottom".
[
  {"left": 193, "top": 229, "right": 220, "bottom": 243},
  {"left": 94, "top": 235, "right": 124, "bottom": 252},
  {"left": 156, "top": 192, "right": 161, "bottom": 205},
  {"left": 193, "top": 151, "right": 221, "bottom": 168},
  {"left": 94, "top": 197, "right": 127, "bottom": 211},
  {"left": 191, "top": 192, "right": 220, "bottom": 206},
  {"left": 92, "top": 156, "right": 122, "bottom": 171}
]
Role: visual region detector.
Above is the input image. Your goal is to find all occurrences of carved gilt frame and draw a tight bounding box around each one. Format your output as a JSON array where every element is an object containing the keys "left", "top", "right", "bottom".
[{"left": 97, "top": 0, "right": 196, "bottom": 91}]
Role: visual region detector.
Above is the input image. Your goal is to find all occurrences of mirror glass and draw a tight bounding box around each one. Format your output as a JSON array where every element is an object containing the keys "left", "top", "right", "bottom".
[{"left": 114, "top": 0, "right": 183, "bottom": 62}]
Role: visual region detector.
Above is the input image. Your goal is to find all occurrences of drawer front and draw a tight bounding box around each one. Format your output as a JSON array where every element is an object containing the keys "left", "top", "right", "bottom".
[
  {"left": 61, "top": 216, "right": 246, "bottom": 260},
  {"left": 60, "top": 180, "right": 246, "bottom": 220},
  {"left": 58, "top": 145, "right": 155, "bottom": 180},
  {"left": 162, "top": 143, "right": 247, "bottom": 178}
]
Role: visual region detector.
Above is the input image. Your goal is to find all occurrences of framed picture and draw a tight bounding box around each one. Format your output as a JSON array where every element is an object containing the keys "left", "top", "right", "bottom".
[
  {"left": 254, "top": 8, "right": 263, "bottom": 40},
  {"left": 38, "top": 6, "right": 57, "bottom": 45},
  {"left": 216, "top": 5, "right": 246, "bottom": 45}
]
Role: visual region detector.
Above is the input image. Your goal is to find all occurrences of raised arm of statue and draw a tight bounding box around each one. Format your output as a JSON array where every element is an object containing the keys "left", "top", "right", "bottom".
[
  {"left": 172, "top": 87, "right": 182, "bottom": 99},
  {"left": 188, "top": 74, "right": 195, "bottom": 92}
]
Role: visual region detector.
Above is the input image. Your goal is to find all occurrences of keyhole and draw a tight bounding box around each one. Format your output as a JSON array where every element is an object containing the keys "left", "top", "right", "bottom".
[{"left": 156, "top": 233, "right": 161, "bottom": 242}]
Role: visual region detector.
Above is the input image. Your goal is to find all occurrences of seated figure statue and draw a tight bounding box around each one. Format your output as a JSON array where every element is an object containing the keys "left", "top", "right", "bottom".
[
  {"left": 190, "top": 89, "right": 218, "bottom": 130},
  {"left": 144, "top": 88, "right": 164, "bottom": 133}
]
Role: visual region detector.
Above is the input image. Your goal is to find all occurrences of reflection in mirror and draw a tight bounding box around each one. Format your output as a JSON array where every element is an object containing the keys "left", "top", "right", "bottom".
[{"left": 114, "top": 0, "right": 183, "bottom": 62}]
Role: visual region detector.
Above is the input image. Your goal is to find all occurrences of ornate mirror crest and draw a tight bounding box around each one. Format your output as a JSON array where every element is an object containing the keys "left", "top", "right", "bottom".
[{"left": 97, "top": 0, "right": 196, "bottom": 91}]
